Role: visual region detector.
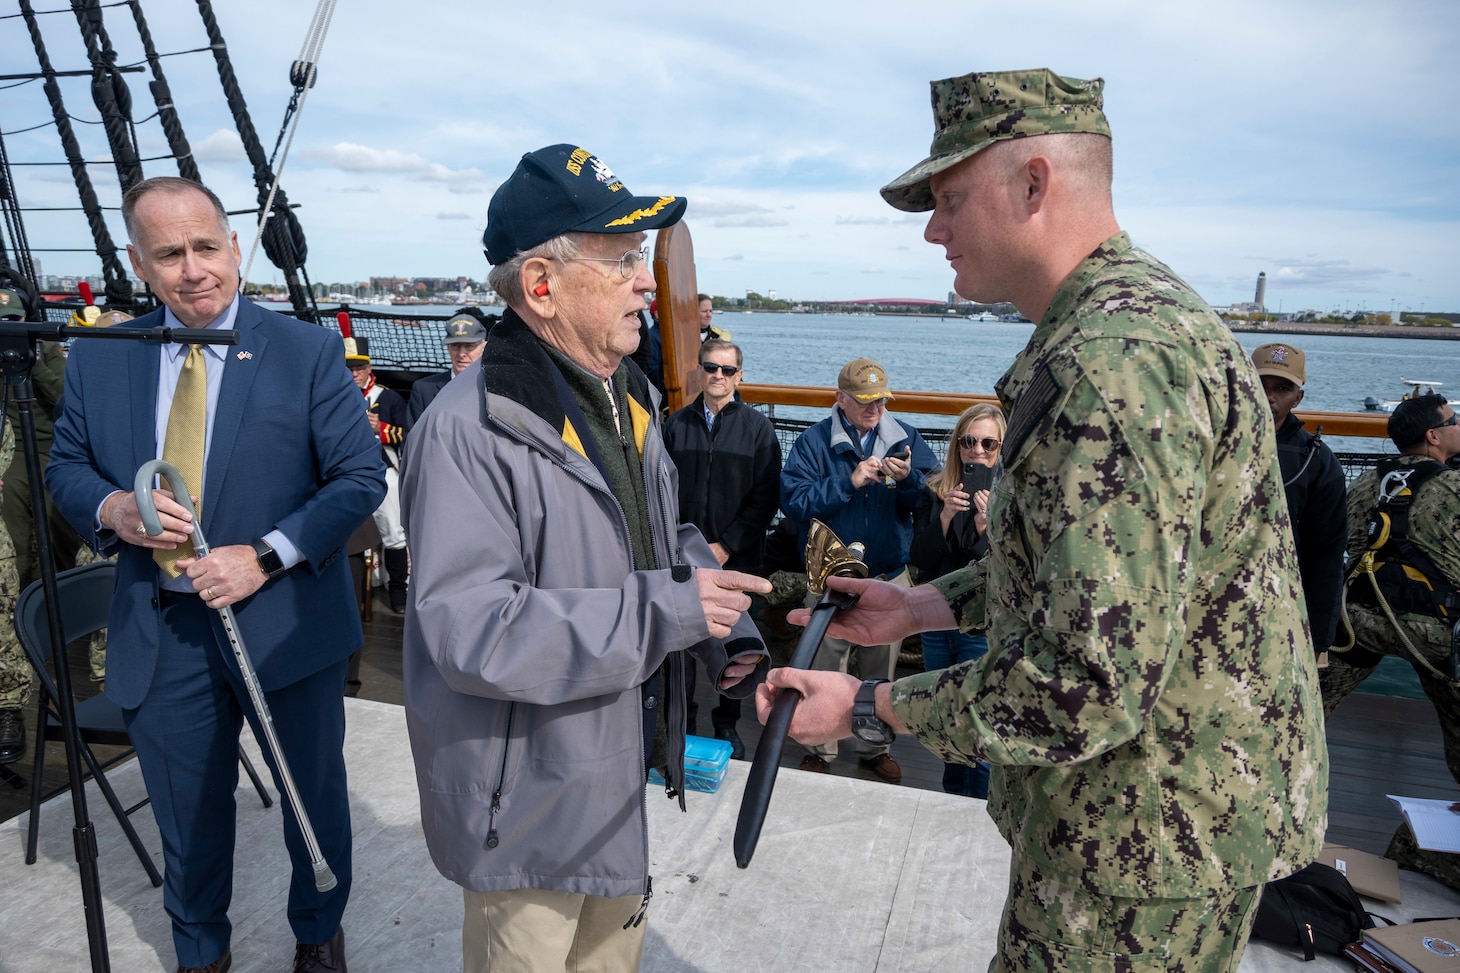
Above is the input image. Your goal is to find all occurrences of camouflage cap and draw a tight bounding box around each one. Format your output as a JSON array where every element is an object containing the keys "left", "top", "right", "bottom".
[{"left": 881, "top": 68, "right": 1111, "bottom": 213}]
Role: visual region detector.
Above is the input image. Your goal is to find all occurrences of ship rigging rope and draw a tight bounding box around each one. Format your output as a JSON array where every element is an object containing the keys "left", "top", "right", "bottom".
[
  {"left": 0, "top": 2, "right": 128, "bottom": 19},
  {"left": 239, "top": 0, "right": 336, "bottom": 292}
]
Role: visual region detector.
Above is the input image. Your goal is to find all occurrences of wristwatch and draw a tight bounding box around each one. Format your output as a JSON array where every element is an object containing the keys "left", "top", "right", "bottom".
[
  {"left": 851, "top": 679, "right": 895, "bottom": 746},
  {"left": 251, "top": 539, "right": 287, "bottom": 581}
]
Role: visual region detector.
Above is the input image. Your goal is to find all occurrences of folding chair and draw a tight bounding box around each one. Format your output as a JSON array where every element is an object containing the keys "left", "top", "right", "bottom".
[{"left": 15, "top": 561, "right": 273, "bottom": 887}]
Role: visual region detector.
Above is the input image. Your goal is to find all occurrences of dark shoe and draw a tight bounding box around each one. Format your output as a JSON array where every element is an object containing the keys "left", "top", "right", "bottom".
[
  {"left": 294, "top": 926, "right": 346, "bottom": 972},
  {"left": 0, "top": 709, "right": 24, "bottom": 764},
  {"left": 860, "top": 753, "right": 902, "bottom": 784},
  {"left": 798, "top": 754, "right": 830, "bottom": 774},
  {"left": 177, "top": 950, "right": 231, "bottom": 973},
  {"left": 715, "top": 726, "right": 746, "bottom": 760}
]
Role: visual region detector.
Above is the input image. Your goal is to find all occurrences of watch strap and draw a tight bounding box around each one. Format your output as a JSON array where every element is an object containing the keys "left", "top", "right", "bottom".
[{"left": 252, "top": 538, "right": 287, "bottom": 580}]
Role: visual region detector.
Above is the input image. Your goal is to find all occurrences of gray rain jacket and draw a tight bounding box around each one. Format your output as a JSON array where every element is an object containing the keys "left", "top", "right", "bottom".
[{"left": 400, "top": 311, "right": 767, "bottom": 897}]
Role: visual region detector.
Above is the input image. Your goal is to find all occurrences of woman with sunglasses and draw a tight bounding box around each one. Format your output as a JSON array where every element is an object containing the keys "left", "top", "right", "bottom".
[{"left": 908, "top": 403, "right": 1005, "bottom": 799}]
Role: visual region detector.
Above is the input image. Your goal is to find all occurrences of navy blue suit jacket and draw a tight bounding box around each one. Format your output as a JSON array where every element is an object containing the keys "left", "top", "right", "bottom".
[{"left": 47, "top": 299, "right": 387, "bottom": 710}]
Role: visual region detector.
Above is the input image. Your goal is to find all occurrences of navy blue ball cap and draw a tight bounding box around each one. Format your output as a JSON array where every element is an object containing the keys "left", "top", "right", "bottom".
[{"left": 482, "top": 144, "right": 687, "bottom": 265}]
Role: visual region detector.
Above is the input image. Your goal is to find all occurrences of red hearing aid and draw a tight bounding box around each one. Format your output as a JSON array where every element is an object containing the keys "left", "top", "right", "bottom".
[{"left": 533, "top": 282, "right": 549, "bottom": 297}]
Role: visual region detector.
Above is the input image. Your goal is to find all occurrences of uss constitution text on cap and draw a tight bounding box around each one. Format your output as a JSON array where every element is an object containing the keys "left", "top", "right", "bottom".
[
  {"left": 482, "top": 144, "right": 687, "bottom": 265},
  {"left": 838, "top": 358, "right": 895, "bottom": 403}
]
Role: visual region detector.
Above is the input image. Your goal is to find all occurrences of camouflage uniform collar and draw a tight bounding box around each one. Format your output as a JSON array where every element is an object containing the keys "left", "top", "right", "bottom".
[{"left": 1038, "top": 230, "right": 1133, "bottom": 329}]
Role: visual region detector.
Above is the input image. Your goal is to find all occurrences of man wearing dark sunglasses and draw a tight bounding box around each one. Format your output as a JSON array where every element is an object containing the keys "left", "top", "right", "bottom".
[{"left": 664, "top": 339, "right": 782, "bottom": 758}]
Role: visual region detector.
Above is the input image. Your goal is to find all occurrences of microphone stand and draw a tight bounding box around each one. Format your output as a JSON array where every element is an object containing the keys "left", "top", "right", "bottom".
[
  {"left": 0, "top": 315, "right": 237, "bottom": 973},
  {"left": 734, "top": 519, "right": 867, "bottom": 868}
]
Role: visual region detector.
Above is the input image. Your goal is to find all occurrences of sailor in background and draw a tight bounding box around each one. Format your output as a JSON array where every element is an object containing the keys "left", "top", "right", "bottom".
[
  {"left": 345, "top": 336, "right": 410, "bottom": 614},
  {"left": 1251, "top": 342, "right": 1348, "bottom": 659},
  {"left": 403, "top": 308, "right": 491, "bottom": 431},
  {"left": 1324, "top": 394, "right": 1460, "bottom": 884}
]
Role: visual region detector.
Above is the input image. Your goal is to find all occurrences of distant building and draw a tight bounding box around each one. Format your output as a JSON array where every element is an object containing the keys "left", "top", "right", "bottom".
[
  {"left": 1254, "top": 272, "right": 1267, "bottom": 310},
  {"left": 39, "top": 273, "right": 105, "bottom": 297}
]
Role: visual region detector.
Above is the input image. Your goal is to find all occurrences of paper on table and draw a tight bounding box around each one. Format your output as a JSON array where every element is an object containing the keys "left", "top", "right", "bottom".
[{"left": 1387, "top": 794, "right": 1460, "bottom": 854}]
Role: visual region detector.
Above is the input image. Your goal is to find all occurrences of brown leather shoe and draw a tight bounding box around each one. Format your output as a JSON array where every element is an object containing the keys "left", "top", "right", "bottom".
[
  {"left": 293, "top": 926, "right": 346, "bottom": 972},
  {"left": 798, "top": 754, "right": 830, "bottom": 773},
  {"left": 176, "top": 950, "right": 231, "bottom": 973},
  {"left": 859, "top": 753, "right": 902, "bottom": 784}
]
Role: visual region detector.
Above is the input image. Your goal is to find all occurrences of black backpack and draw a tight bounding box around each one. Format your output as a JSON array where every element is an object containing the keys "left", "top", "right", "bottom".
[{"left": 1252, "top": 862, "right": 1383, "bottom": 960}]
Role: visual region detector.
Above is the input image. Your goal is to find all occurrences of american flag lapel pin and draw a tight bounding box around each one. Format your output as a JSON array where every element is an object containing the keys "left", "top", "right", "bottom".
[{"left": 237, "top": 350, "right": 253, "bottom": 361}]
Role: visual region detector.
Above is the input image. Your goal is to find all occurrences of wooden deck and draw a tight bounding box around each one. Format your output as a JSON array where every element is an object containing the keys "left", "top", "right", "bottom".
[{"left": 0, "top": 587, "right": 1449, "bottom": 858}]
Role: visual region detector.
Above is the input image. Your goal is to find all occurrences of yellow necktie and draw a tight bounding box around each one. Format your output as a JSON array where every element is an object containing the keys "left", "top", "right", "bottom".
[{"left": 155, "top": 344, "right": 206, "bottom": 577}]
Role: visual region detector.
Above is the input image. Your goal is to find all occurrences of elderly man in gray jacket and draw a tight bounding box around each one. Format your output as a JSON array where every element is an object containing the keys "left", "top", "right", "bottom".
[{"left": 401, "top": 144, "right": 771, "bottom": 973}]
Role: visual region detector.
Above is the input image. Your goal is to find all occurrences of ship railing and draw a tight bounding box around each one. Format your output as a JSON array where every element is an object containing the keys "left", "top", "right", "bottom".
[
  {"left": 738, "top": 382, "right": 1395, "bottom": 487},
  {"left": 42, "top": 300, "right": 1399, "bottom": 487}
]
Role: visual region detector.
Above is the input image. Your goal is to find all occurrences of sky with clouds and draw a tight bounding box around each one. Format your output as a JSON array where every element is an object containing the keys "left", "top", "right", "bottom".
[{"left": 3, "top": 0, "right": 1456, "bottom": 313}]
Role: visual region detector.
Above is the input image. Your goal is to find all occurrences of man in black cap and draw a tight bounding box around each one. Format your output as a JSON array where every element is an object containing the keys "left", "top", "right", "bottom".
[
  {"left": 401, "top": 144, "right": 770, "bottom": 973},
  {"left": 403, "top": 308, "right": 492, "bottom": 431}
]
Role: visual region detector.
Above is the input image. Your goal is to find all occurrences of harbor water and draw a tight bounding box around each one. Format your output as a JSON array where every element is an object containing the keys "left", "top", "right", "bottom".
[
  {"left": 718, "top": 311, "right": 1449, "bottom": 699},
  {"left": 718, "top": 311, "right": 1460, "bottom": 455}
]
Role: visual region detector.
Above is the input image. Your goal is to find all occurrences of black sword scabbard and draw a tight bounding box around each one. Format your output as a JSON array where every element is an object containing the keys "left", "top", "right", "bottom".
[{"left": 733, "top": 587, "right": 857, "bottom": 868}]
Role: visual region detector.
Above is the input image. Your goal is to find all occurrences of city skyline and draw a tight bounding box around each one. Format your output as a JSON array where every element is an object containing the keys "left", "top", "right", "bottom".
[{"left": 2, "top": 0, "right": 1456, "bottom": 312}]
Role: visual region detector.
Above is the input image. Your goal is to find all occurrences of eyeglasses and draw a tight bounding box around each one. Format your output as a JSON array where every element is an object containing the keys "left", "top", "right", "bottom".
[
  {"left": 560, "top": 247, "right": 648, "bottom": 280},
  {"left": 700, "top": 362, "right": 740, "bottom": 377},
  {"left": 1431, "top": 413, "right": 1459, "bottom": 430},
  {"left": 958, "top": 435, "right": 1001, "bottom": 452}
]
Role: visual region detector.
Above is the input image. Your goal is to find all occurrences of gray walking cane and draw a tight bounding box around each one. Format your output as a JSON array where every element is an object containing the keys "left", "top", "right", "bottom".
[
  {"left": 734, "top": 519, "right": 866, "bottom": 867},
  {"left": 134, "top": 459, "right": 337, "bottom": 893}
]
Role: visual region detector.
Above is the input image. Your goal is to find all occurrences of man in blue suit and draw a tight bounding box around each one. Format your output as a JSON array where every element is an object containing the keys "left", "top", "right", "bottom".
[{"left": 48, "top": 176, "right": 386, "bottom": 973}]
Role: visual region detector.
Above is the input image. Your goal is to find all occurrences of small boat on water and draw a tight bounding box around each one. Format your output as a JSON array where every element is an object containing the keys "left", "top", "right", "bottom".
[{"left": 1363, "top": 378, "right": 1445, "bottom": 412}]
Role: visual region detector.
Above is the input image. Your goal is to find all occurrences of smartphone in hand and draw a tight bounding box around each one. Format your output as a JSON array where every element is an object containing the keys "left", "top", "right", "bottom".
[{"left": 962, "top": 462, "right": 993, "bottom": 497}]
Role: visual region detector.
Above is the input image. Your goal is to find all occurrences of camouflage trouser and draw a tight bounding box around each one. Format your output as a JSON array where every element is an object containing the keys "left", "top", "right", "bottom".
[
  {"left": 0, "top": 520, "right": 29, "bottom": 710},
  {"left": 1386, "top": 822, "right": 1460, "bottom": 894},
  {"left": 1323, "top": 607, "right": 1460, "bottom": 786},
  {"left": 72, "top": 545, "right": 109, "bottom": 682},
  {"left": 994, "top": 849, "right": 1260, "bottom": 973},
  {"left": 764, "top": 569, "right": 808, "bottom": 608}
]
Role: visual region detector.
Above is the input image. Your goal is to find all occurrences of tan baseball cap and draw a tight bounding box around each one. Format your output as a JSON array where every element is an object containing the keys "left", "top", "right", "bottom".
[
  {"left": 1251, "top": 343, "right": 1306, "bottom": 386},
  {"left": 838, "top": 358, "right": 894, "bottom": 403}
]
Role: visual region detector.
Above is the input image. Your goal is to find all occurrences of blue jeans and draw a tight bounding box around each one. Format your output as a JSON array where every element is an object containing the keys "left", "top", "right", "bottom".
[{"left": 919, "top": 629, "right": 990, "bottom": 799}]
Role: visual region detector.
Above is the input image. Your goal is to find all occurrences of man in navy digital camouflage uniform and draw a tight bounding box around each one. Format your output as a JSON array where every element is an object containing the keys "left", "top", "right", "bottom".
[{"left": 759, "top": 68, "right": 1327, "bottom": 973}]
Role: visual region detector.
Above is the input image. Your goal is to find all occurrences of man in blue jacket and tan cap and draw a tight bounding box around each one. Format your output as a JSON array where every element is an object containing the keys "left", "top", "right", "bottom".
[
  {"left": 401, "top": 145, "right": 771, "bottom": 973},
  {"left": 759, "top": 70, "right": 1326, "bottom": 973}
]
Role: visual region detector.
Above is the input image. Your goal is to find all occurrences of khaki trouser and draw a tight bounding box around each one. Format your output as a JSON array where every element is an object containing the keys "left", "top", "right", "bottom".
[
  {"left": 803, "top": 568, "right": 911, "bottom": 760},
  {"left": 462, "top": 887, "right": 647, "bottom": 973}
]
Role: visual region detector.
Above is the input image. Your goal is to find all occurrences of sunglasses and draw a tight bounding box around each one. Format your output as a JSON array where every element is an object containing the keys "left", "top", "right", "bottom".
[
  {"left": 1431, "top": 413, "right": 1459, "bottom": 430},
  {"left": 700, "top": 362, "right": 741, "bottom": 377},
  {"left": 958, "top": 435, "right": 1001, "bottom": 452}
]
